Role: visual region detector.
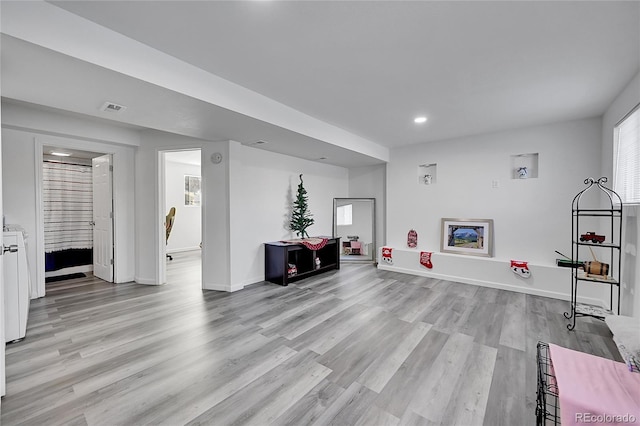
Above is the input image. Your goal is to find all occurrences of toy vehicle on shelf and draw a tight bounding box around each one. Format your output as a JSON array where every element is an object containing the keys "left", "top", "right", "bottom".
[{"left": 579, "top": 232, "right": 605, "bottom": 243}]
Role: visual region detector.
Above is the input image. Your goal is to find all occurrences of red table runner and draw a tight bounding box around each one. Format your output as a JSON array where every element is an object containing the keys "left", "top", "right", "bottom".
[{"left": 280, "top": 237, "right": 329, "bottom": 250}]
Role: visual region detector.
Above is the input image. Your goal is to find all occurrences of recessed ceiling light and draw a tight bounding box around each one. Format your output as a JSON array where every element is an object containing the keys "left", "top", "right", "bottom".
[
  {"left": 414, "top": 116, "right": 427, "bottom": 124},
  {"left": 50, "top": 151, "right": 71, "bottom": 157},
  {"left": 317, "top": 157, "right": 328, "bottom": 161}
]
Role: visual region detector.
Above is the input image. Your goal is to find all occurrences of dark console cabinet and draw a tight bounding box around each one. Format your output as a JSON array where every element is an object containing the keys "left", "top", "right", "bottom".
[{"left": 265, "top": 237, "right": 340, "bottom": 285}]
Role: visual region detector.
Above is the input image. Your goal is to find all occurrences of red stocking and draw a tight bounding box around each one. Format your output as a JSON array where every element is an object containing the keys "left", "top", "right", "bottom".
[
  {"left": 420, "top": 251, "right": 433, "bottom": 269},
  {"left": 381, "top": 247, "right": 393, "bottom": 265},
  {"left": 510, "top": 260, "right": 530, "bottom": 278}
]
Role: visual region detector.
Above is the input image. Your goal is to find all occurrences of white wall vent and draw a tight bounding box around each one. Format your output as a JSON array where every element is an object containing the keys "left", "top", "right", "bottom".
[{"left": 100, "top": 101, "right": 127, "bottom": 113}]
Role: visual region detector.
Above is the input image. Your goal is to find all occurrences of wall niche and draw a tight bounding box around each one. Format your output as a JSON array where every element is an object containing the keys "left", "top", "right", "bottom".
[
  {"left": 418, "top": 163, "right": 437, "bottom": 185},
  {"left": 510, "top": 153, "right": 539, "bottom": 179}
]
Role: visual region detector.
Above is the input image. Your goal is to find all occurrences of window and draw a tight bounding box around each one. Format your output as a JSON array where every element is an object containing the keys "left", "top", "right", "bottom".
[
  {"left": 614, "top": 104, "right": 640, "bottom": 204},
  {"left": 184, "top": 175, "right": 201, "bottom": 206},
  {"left": 336, "top": 204, "right": 352, "bottom": 226}
]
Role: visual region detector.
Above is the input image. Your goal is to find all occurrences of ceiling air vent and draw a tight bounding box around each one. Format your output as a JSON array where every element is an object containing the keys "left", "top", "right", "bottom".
[{"left": 100, "top": 101, "right": 127, "bottom": 113}]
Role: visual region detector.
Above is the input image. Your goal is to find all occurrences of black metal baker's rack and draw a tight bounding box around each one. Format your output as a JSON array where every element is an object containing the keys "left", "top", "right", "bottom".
[{"left": 563, "top": 177, "right": 622, "bottom": 330}]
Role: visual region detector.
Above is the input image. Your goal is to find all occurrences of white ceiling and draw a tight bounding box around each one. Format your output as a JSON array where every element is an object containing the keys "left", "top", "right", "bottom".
[
  {"left": 43, "top": 144, "right": 103, "bottom": 161},
  {"left": 166, "top": 150, "right": 202, "bottom": 167},
  {"left": 2, "top": 1, "right": 639, "bottom": 167},
  {"left": 0, "top": 33, "right": 385, "bottom": 168}
]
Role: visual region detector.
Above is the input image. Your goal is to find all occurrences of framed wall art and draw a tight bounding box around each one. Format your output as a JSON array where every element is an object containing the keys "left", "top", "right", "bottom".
[
  {"left": 441, "top": 218, "right": 493, "bottom": 257},
  {"left": 184, "top": 175, "right": 201, "bottom": 206}
]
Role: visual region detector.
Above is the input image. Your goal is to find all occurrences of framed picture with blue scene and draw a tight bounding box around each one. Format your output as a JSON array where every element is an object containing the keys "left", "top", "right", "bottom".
[{"left": 441, "top": 218, "right": 493, "bottom": 257}]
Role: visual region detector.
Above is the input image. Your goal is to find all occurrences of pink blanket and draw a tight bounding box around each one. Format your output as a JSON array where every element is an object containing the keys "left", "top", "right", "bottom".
[{"left": 549, "top": 343, "right": 640, "bottom": 425}]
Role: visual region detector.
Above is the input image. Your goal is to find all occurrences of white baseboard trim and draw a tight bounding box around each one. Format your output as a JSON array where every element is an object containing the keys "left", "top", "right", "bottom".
[
  {"left": 230, "top": 283, "right": 245, "bottom": 292},
  {"left": 203, "top": 280, "right": 252, "bottom": 292},
  {"left": 134, "top": 276, "right": 162, "bottom": 285},
  {"left": 377, "top": 264, "right": 605, "bottom": 307},
  {"left": 203, "top": 283, "right": 238, "bottom": 292},
  {"left": 241, "top": 276, "right": 264, "bottom": 288},
  {"left": 114, "top": 275, "right": 135, "bottom": 284}
]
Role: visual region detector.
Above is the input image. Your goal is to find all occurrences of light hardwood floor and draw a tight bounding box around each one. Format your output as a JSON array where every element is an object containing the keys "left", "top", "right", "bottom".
[{"left": 1, "top": 251, "right": 621, "bottom": 425}]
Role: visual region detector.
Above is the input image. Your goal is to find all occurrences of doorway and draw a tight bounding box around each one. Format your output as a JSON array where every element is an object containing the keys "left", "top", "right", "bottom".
[
  {"left": 162, "top": 150, "right": 202, "bottom": 287},
  {"left": 41, "top": 146, "right": 113, "bottom": 292}
]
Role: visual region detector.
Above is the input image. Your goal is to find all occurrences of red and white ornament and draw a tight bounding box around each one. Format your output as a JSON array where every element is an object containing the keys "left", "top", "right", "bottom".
[{"left": 407, "top": 230, "right": 418, "bottom": 248}]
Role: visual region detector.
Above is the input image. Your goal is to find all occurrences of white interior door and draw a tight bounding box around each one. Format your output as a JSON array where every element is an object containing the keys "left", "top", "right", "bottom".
[{"left": 92, "top": 155, "right": 113, "bottom": 282}]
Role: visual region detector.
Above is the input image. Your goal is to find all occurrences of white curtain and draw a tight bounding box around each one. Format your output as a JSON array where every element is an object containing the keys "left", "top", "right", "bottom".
[{"left": 43, "top": 161, "right": 93, "bottom": 253}]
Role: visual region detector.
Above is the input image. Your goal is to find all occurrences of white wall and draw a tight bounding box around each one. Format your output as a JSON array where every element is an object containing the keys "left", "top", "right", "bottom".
[
  {"left": 1, "top": 103, "right": 138, "bottom": 297},
  {"left": 164, "top": 159, "right": 201, "bottom": 252},
  {"left": 348, "top": 164, "right": 386, "bottom": 259},
  {"left": 1, "top": 128, "right": 37, "bottom": 294},
  {"left": 135, "top": 130, "right": 205, "bottom": 284},
  {"left": 602, "top": 71, "right": 640, "bottom": 317},
  {"left": 134, "top": 133, "right": 349, "bottom": 290},
  {"left": 2, "top": 101, "right": 141, "bottom": 147},
  {"left": 201, "top": 141, "right": 232, "bottom": 290},
  {"left": 227, "top": 142, "right": 349, "bottom": 290},
  {"left": 383, "top": 117, "right": 605, "bottom": 304}
]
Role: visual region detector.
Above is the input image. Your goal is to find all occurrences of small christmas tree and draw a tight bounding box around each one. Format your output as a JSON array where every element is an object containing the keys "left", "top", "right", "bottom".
[{"left": 290, "top": 174, "right": 315, "bottom": 238}]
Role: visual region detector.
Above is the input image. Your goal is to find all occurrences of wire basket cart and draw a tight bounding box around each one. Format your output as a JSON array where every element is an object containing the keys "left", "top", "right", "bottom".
[{"left": 536, "top": 341, "right": 560, "bottom": 425}]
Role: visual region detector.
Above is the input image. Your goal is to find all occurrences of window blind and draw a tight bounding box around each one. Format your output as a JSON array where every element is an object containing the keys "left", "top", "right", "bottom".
[{"left": 614, "top": 104, "right": 640, "bottom": 204}]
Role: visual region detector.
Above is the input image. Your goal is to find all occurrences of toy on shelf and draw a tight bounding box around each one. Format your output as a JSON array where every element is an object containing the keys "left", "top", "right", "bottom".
[
  {"left": 555, "top": 250, "right": 584, "bottom": 268},
  {"left": 583, "top": 247, "right": 610, "bottom": 279},
  {"left": 579, "top": 232, "right": 605, "bottom": 244},
  {"left": 517, "top": 167, "right": 529, "bottom": 179},
  {"left": 287, "top": 263, "right": 297, "bottom": 278}
]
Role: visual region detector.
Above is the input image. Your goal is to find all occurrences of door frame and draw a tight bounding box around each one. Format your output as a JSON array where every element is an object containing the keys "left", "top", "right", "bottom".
[
  {"left": 34, "top": 138, "right": 116, "bottom": 297},
  {"left": 157, "top": 148, "right": 203, "bottom": 286}
]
